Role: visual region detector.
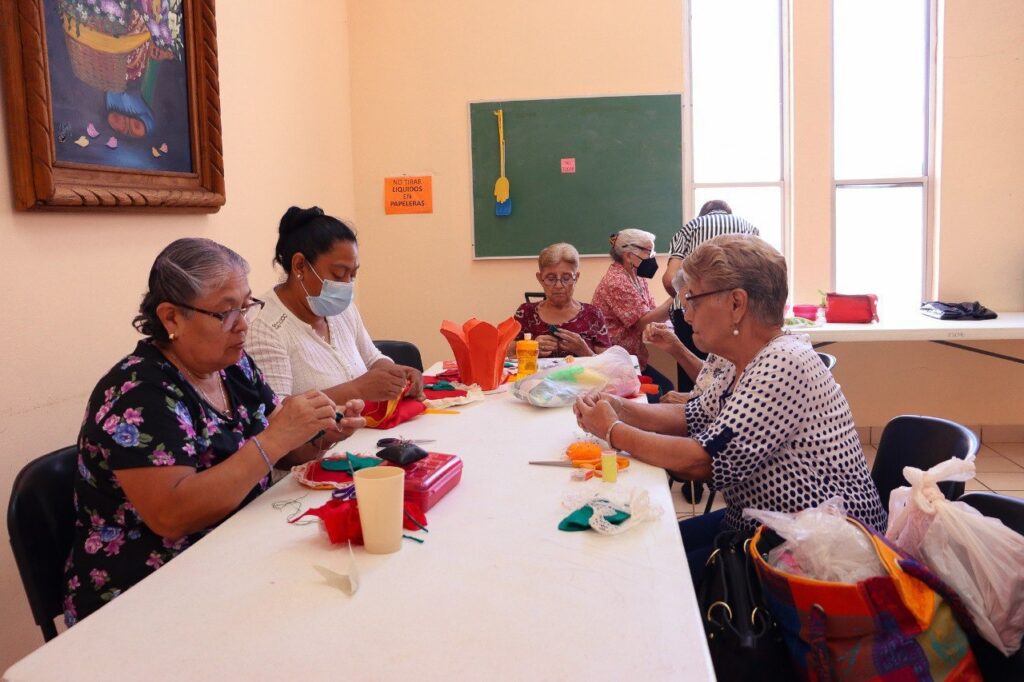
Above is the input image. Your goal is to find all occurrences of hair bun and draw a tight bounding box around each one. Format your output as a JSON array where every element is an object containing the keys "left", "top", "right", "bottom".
[{"left": 279, "top": 206, "right": 325, "bottom": 235}]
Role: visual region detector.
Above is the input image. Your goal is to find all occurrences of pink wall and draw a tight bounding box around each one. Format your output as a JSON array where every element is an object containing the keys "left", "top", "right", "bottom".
[{"left": 0, "top": 1, "right": 354, "bottom": 667}]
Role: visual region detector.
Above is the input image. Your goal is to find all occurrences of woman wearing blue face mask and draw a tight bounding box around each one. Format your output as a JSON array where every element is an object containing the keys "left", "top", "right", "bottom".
[{"left": 246, "top": 206, "right": 424, "bottom": 403}]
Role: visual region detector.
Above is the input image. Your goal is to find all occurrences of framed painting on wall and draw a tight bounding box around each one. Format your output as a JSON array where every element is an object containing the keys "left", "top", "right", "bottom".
[{"left": 0, "top": 0, "right": 224, "bottom": 211}]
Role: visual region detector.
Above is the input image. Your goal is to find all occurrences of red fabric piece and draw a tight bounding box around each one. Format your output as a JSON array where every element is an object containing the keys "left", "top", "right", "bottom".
[
  {"left": 422, "top": 388, "right": 467, "bottom": 400},
  {"left": 290, "top": 499, "right": 428, "bottom": 545},
  {"left": 361, "top": 397, "right": 426, "bottom": 429}
]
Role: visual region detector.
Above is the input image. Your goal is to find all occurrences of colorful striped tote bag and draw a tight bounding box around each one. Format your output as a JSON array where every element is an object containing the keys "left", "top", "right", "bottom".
[{"left": 750, "top": 518, "right": 982, "bottom": 681}]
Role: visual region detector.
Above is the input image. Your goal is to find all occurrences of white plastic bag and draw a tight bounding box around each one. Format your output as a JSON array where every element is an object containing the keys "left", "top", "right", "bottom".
[
  {"left": 886, "top": 454, "right": 1024, "bottom": 656},
  {"left": 743, "top": 497, "right": 886, "bottom": 584},
  {"left": 511, "top": 345, "right": 640, "bottom": 407}
]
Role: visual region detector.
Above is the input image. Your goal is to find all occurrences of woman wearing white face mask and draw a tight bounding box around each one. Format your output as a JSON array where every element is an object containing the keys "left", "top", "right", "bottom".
[{"left": 246, "top": 206, "right": 424, "bottom": 403}]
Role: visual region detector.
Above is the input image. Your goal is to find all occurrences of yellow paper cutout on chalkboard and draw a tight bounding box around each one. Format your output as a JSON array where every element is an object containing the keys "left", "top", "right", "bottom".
[{"left": 74, "top": 136, "right": 89, "bottom": 147}]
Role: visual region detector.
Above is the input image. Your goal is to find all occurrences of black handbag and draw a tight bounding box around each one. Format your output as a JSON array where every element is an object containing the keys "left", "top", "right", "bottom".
[{"left": 697, "top": 529, "right": 793, "bottom": 682}]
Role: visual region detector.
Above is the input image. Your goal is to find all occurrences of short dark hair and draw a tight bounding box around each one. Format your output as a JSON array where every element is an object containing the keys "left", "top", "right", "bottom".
[
  {"left": 133, "top": 238, "right": 249, "bottom": 341},
  {"left": 698, "top": 200, "right": 732, "bottom": 216},
  {"left": 274, "top": 206, "right": 357, "bottom": 273}
]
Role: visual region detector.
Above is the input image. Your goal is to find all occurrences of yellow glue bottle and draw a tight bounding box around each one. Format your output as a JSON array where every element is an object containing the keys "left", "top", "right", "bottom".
[{"left": 515, "top": 333, "right": 539, "bottom": 380}]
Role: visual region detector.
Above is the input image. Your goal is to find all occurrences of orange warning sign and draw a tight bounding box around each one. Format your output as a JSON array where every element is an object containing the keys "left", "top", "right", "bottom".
[{"left": 384, "top": 176, "right": 433, "bottom": 215}]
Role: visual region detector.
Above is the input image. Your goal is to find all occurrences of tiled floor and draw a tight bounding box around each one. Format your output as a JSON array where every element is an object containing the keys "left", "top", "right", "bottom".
[{"left": 672, "top": 442, "right": 1024, "bottom": 520}]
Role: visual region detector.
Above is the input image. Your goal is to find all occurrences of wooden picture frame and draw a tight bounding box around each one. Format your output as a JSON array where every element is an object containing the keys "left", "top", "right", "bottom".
[{"left": 0, "top": 0, "right": 224, "bottom": 211}]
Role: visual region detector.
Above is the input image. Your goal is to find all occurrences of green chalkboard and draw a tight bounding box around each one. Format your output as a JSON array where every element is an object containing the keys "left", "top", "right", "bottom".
[{"left": 470, "top": 95, "right": 683, "bottom": 258}]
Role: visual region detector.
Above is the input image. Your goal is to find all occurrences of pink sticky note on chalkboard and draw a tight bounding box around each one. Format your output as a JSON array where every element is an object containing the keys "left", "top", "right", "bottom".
[{"left": 560, "top": 158, "right": 576, "bottom": 174}]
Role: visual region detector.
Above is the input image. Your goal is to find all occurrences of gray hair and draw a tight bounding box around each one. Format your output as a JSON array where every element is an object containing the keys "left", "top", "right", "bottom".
[
  {"left": 538, "top": 242, "right": 580, "bottom": 270},
  {"left": 133, "top": 238, "right": 250, "bottom": 341},
  {"left": 681, "top": 234, "right": 787, "bottom": 326},
  {"left": 609, "top": 228, "right": 656, "bottom": 263}
]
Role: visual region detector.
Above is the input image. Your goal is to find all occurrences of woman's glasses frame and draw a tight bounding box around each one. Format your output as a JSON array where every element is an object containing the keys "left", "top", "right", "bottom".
[
  {"left": 679, "top": 288, "right": 732, "bottom": 315},
  {"left": 172, "top": 298, "right": 265, "bottom": 331},
  {"left": 540, "top": 273, "right": 579, "bottom": 287}
]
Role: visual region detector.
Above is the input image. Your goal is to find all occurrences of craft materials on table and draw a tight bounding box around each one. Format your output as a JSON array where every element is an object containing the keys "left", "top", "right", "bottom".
[
  {"left": 558, "top": 487, "right": 662, "bottom": 534},
  {"left": 440, "top": 317, "right": 521, "bottom": 391},
  {"left": 511, "top": 345, "right": 640, "bottom": 407},
  {"left": 291, "top": 451, "right": 464, "bottom": 513},
  {"left": 362, "top": 382, "right": 426, "bottom": 429},
  {"left": 529, "top": 440, "right": 630, "bottom": 480}
]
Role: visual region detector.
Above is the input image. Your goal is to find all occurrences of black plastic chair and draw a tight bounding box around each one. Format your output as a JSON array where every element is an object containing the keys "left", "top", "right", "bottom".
[
  {"left": 956, "top": 492, "right": 1024, "bottom": 678},
  {"left": 870, "top": 415, "right": 979, "bottom": 513},
  {"left": 524, "top": 291, "right": 545, "bottom": 304},
  {"left": 7, "top": 445, "right": 78, "bottom": 641},
  {"left": 958, "top": 491, "right": 1024, "bottom": 538},
  {"left": 373, "top": 340, "right": 424, "bottom": 372},
  {"left": 817, "top": 351, "right": 837, "bottom": 371}
]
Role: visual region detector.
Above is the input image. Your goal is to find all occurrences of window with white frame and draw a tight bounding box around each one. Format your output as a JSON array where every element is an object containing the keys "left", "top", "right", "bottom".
[
  {"left": 687, "top": 0, "right": 786, "bottom": 252},
  {"left": 833, "top": 0, "right": 932, "bottom": 316}
]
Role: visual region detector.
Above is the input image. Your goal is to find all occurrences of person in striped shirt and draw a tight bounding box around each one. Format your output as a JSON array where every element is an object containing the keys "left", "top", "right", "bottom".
[{"left": 662, "top": 201, "right": 760, "bottom": 392}]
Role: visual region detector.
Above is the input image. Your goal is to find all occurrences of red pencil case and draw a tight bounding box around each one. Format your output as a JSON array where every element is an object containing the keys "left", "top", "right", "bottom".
[
  {"left": 825, "top": 293, "right": 879, "bottom": 323},
  {"left": 383, "top": 452, "right": 463, "bottom": 511}
]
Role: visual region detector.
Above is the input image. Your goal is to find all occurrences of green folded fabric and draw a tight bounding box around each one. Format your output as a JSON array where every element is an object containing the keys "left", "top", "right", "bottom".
[
  {"left": 426, "top": 380, "right": 456, "bottom": 391},
  {"left": 558, "top": 505, "right": 630, "bottom": 532},
  {"left": 320, "top": 453, "right": 383, "bottom": 472}
]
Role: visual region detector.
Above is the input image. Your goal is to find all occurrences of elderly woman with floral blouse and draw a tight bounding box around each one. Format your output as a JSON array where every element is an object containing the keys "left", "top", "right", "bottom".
[
  {"left": 511, "top": 242, "right": 611, "bottom": 358},
  {"left": 64, "top": 238, "right": 364, "bottom": 625}
]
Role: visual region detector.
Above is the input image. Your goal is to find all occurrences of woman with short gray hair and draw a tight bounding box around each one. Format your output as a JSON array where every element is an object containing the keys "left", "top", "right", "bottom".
[
  {"left": 64, "top": 238, "right": 365, "bottom": 626},
  {"left": 511, "top": 242, "right": 611, "bottom": 358},
  {"left": 591, "top": 228, "right": 673, "bottom": 397},
  {"left": 576, "top": 234, "right": 885, "bottom": 583}
]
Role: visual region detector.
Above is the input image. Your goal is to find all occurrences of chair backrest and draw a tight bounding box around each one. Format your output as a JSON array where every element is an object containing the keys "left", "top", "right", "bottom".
[
  {"left": 870, "top": 415, "right": 979, "bottom": 512},
  {"left": 956, "top": 491, "right": 1024, "bottom": 678},
  {"left": 958, "top": 491, "right": 1024, "bottom": 537},
  {"left": 7, "top": 445, "right": 78, "bottom": 641},
  {"left": 524, "top": 291, "right": 545, "bottom": 304},
  {"left": 372, "top": 340, "right": 424, "bottom": 372},
  {"left": 817, "top": 351, "right": 837, "bottom": 371}
]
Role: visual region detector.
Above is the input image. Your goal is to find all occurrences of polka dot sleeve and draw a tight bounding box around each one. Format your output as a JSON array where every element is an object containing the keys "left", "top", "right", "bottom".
[{"left": 694, "top": 347, "right": 809, "bottom": 491}]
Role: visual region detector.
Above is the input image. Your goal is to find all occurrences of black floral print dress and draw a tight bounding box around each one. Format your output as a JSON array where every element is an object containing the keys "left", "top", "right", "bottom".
[{"left": 63, "top": 340, "right": 279, "bottom": 625}]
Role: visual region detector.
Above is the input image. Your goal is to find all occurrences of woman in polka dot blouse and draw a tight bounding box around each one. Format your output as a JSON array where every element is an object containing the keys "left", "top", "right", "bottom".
[{"left": 574, "top": 234, "right": 886, "bottom": 583}]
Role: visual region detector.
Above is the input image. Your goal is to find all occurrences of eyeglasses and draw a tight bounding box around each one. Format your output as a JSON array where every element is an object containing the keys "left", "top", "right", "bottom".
[
  {"left": 540, "top": 274, "right": 578, "bottom": 287},
  {"left": 173, "top": 298, "right": 265, "bottom": 330},
  {"left": 625, "top": 244, "right": 655, "bottom": 257},
  {"left": 679, "top": 288, "right": 732, "bottom": 314}
]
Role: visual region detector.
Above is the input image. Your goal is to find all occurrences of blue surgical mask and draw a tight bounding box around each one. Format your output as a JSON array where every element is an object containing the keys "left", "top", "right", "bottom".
[{"left": 300, "top": 264, "right": 354, "bottom": 317}]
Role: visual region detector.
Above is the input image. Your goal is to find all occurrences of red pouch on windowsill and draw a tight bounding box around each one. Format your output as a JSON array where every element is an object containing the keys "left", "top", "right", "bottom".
[{"left": 825, "top": 293, "right": 879, "bottom": 323}]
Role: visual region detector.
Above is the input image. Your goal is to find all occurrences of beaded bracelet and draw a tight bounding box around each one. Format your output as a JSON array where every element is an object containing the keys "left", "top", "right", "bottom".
[{"left": 251, "top": 436, "right": 274, "bottom": 477}]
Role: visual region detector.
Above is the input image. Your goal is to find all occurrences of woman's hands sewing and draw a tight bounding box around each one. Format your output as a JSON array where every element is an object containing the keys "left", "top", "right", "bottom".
[
  {"left": 573, "top": 392, "right": 621, "bottom": 441},
  {"left": 553, "top": 328, "right": 593, "bottom": 356}
]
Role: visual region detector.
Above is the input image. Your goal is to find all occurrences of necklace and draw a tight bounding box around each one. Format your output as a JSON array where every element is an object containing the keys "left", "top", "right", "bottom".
[{"left": 165, "top": 350, "right": 232, "bottom": 417}]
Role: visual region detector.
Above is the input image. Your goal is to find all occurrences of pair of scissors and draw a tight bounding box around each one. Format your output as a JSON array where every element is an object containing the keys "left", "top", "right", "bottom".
[
  {"left": 376, "top": 437, "right": 435, "bottom": 448},
  {"left": 528, "top": 456, "right": 630, "bottom": 471}
]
